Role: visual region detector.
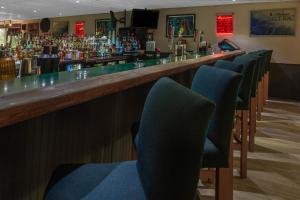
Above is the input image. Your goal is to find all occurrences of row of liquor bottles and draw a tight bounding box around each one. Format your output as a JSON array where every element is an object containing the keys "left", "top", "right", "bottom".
[{"left": 0, "top": 32, "right": 142, "bottom": 60}]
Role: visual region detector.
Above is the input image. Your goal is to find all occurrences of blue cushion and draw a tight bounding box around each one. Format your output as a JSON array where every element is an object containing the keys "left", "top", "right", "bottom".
[
  {"left": 234, "top": 55, "right": 257, "bottom": 107},
  {"left": 214, "top": 60, "right": 244, "bottom": 73},
  {"left": 45, "top": 163, "right": 120, "bottom": 200},
  {"left": 192, "top": 66, "right": 241, "bottom": 168},
  {"left": 202, "top": 138, "right": 226, "bottom": 168},
  {"left": 82, "top": 161, "right": 145, "bottom": 200},
  {"left": 46, "top": 161, "right": 145, "bottom": 200}
]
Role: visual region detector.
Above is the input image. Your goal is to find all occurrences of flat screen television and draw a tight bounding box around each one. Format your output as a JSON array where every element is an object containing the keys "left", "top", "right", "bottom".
[{"left": 131, "top": 9, "right": 159, "bottom": 29}]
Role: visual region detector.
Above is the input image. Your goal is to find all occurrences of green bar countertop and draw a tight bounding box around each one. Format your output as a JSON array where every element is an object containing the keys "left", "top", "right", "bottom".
[{"left": 0, "top": 54, "right": 205, "bottom": 96}]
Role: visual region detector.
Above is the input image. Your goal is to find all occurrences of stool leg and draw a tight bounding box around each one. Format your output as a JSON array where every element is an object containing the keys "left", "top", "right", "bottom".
[
  {"left": 215, "top": 137, "right": 233, "bottom": 200},
  {"left": 240, "top": 110, "right": 248, "bottom": 178},
  {"left": 257, "top": 83, "right": 262, "bottom": 121},
  {"left": 249, "top": 97, "right": 257, "bottom": 152},
  {"left": 264, "top": 72, "right": 269, "bottom": 104},
  {"left": 260, "top": 81, "right": 264, "bottom": 112},
  {"left": 261, "top": 78, "right": 265, "bottom": 111}
]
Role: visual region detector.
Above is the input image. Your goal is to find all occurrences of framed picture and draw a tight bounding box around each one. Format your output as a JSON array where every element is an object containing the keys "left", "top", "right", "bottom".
[
  {"left": 95, "top": 19, "right": 113, "bottom": 36},
  {"left": 166, "top": 14, "right": 195, "bottom": 37},
  {"left": 250, "top": 8, "right": 297, "bottom": 36},
  {"left": 52, "top": 21, "right": 69, "bottom": 36}
]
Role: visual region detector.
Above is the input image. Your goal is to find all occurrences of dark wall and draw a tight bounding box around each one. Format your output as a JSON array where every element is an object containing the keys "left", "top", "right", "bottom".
[{"left": 269, "top": 63, "right": 300, "bottom": 101}]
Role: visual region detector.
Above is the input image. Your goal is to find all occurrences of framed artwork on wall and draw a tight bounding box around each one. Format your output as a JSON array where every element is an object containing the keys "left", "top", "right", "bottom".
[
  {"left": 52, "top": 21, "right": 69, "bottom": 36},
  {"left": 95, "top": 19, "right": 113, "bottom": 36},
  {"left": 166, "top": 14, "right": 195, "bottom": 38},
  {"left": 250, "top": 8, "right": 296, "bottom": 36}
]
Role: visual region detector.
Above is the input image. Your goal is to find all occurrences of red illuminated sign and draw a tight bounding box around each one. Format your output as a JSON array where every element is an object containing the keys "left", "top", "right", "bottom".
[
  {"left": 216, "top": 15, "right": 233, "bottom": 35},
  {"left": 75, "top": 21, "right": 85, "bottom": 37}
]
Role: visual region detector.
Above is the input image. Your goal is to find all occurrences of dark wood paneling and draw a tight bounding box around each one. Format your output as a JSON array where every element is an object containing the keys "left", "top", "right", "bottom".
[{"left": 269, "top": 63, "right": 300, "bottom": 101}]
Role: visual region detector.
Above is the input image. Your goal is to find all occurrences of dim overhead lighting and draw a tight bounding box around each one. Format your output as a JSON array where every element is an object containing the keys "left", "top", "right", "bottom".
[
  {"left": 1, "top": 6, "right": 5, "bottom": 9},
  {"left": 33, "top": 10, "right": 37, "bottom": 13},
  {"left": 76, "top": 0, "right": 80, "bottom": 3}
]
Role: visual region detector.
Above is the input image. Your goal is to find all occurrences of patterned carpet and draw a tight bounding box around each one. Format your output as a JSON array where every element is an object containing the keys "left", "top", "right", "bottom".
[{"left": 199, "top": 99, "right": 300, "bottom": 200}]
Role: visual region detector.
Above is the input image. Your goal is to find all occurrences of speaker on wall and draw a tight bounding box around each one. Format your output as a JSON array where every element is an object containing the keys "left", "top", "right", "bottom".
[{"left": 40, "top": 18, "right": 50, "bottom": 33}]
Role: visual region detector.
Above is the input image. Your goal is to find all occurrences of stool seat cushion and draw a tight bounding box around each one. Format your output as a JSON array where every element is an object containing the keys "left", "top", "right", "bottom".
[
  {"left": 234, "top": 55, "right": 257, "bottom": 106},
  {"left": 202, "top": 138, "right": 226, "bottom": 168},
  {"left": 46, "top": 161, "right": 146, "bottom": 200}
]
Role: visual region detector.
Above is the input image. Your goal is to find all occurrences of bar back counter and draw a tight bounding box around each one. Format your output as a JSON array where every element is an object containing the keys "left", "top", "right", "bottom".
[{"left": 0, "top": 50, "right": 243, "bottom": 200}]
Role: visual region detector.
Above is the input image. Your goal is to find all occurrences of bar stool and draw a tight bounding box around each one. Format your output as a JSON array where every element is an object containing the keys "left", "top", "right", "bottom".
[
  {"left": 244, "top": 53, "right": 264, "bottom": 153},
  {"left": 0, "top": 59, "right": 16, "bottom": 81},
  {"left": 263, "top": 50, "right": 273, "bottom": 105},
  {"left": 232, "top": 54, "right": 258, "bottom": 178},
  {"left": 44, "top": 77, "right": 215, "bottom": 200},
  {"left": 250, "top": 50, "right": 273, "bottom": 108},
  {"left": 191, "top": 66, "right": 241, "bottom": 200},
  {"left": 249, "top": 51, "right": 267, "bottom": 122}
]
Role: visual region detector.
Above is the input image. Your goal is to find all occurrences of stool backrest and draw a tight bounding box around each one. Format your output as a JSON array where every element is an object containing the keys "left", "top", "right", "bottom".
[
  {"left": 265, "top": 50, "right": 273, "bottom": 72},
  {"left": 233, "top": 55, "right": 257, "bottom": 102},
  {"left": 191, "top": 66, "right": 241, "bottom": 165},
  {"left": 214, "top": 60, "right": 243, "bottom": 73},
  {"left": 136, "top": 77, "right": 215, "bottom": 200},
  {"left": 245, "top": 54, "right": 263, "bottom": 97}
]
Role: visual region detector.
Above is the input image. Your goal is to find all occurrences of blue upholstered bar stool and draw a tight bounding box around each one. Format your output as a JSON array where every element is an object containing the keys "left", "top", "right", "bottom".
[
  {"left": 191, "top": 66, "right": 241, "bottom": 200},
  {"left": 246, "top": 51, "right": 269, "bottom": 152},
  {"left": 219, "top": 55, "right": 257, "bottom": 178},
  {"left": 44, "top": 77, "right": 215, "bottom": 200},
  {"left": 249, "top": 50, "right": 273, "bottom": 119},
  {"left": 249, "top": 51, "right": 268, "bottom": 122},
  {"left": 263, "top": 50, "right": 273, "bottom": 104}
]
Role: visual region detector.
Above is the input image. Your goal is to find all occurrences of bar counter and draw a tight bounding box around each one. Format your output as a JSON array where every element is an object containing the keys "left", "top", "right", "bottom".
[
  {"left": 0, "top": 50, "right": 243, "bottom": 200},
  {"left": 0, "top": 50, "right": 243, "bottom": 128}
]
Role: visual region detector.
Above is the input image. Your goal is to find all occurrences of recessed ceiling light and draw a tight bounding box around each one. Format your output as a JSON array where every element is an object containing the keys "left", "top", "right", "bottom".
[
  {"left": 33, "top": 10, "right": 37, "bottom": 13},
  {"left": 76, "top": 0, "right": 80, "bottom": 3},
  {"left": 1, "top": 6, "right": 5, "bottom": 9}
]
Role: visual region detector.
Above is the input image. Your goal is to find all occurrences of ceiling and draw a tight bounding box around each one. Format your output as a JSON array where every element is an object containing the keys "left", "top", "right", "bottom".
[{"left": 0, "top": 0, "right": 298, "bottom": 20}]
